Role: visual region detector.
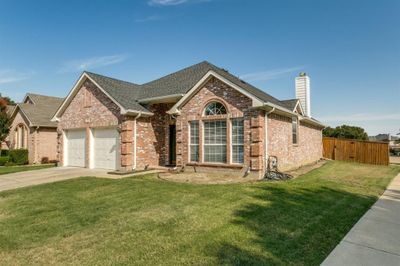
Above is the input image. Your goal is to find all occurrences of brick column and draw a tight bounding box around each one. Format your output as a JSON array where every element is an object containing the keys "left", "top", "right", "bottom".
[
  {"left": 120, "top": 119, "right": 134, "bottom": 172},
  {"left": 250, "top": 116, "right": 264, "bottom": 172}
]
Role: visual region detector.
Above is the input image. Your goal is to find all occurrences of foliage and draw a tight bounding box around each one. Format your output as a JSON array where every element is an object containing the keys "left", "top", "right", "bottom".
[
  {"left": 9, "top": 149, "right": 29, "bottom": 165},
  {"left": 0, "top": 156, "right": 9, "bottom": 166},
  {"left": 0, "top": 161, "right": 398, "bottom": 265},
  {"left": 0, "top": 95, "right": 12, "bottom": 144},
  {"left": 1, "top": 149, "right": 9, "bottom": 156},
  {"left": 323, "top": 125, "right": 369, "bottom": 140}
]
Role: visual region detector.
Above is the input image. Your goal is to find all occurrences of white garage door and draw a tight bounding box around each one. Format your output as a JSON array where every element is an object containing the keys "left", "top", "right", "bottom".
[
  {"left": 65, "top": 129, "right": 86, "bottom": 167},
  {"left": 93, "top": 128, "right": 119, "bottom": 170}
]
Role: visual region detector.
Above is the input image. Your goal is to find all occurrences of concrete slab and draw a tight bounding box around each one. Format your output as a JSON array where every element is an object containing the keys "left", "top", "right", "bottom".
[
  {"left": 322, "top": 173, "right": 400, "bottom": 265},
  {"left": 0, "top": 167, "right": 162, "bottom": 192}
]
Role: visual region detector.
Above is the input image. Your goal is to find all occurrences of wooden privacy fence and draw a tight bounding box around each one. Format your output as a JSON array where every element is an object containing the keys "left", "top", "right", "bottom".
[{"left": 323, "top": 137, "right": 389, "bottom": 165}]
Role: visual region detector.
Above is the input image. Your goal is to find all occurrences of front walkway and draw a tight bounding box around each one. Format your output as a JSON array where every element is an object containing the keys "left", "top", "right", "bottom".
[
  {"left": 322, "top": 173, "right": 400, "bottom": 266},
  {"left": 0, "top": 167, "right": 161, "bottom": 192}
]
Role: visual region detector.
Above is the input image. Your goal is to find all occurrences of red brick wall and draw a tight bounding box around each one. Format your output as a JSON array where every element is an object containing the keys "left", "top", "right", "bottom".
[
  {"left": 136, "top": 103, "right": 173, "bottom": 169},
  {"left": 57, "top": 79, "right": 122, "bottom": 167},
  {"left": 175, "top": 77, "right": 265, "bottom": 174},
  {"left": 267, "top": 113, "right": 322, "bottom": 171}
]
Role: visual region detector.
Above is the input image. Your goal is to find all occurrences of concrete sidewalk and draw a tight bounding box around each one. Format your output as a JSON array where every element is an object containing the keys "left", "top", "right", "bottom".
[{"left": 322, "top": 173, "right": 400, "bottom": 266}]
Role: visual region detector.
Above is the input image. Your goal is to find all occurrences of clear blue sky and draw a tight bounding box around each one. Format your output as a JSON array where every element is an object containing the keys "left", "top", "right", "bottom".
[{"left": 0, "top": 0, "right": 399, "bottom": 135}]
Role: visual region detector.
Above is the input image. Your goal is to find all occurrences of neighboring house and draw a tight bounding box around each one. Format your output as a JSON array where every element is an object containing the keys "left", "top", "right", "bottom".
[
  {"left": 52, "top": 61, "right": 324, "bottom": 177},
  {"left": 370, "top": 134, "right": 399, "bottom": 146},
  {"left": 9, "top": 93, "right": 63, "bottom": 163}
]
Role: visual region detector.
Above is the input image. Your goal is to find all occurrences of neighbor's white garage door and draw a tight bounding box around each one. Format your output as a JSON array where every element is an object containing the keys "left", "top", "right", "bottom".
[
  {"left": 93, "top": 128, "right": 119, "bottom": 170},
  {"left": 65, "top": 129, "right": 86, "bottom": 167}
]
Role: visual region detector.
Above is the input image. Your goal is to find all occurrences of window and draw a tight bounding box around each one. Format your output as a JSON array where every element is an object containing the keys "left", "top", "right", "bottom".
[
  {"left": 189, "top": 121, "right": 199, "bottom": 162},
  {"left": 232, "top": 119, "right": 244, "bottom": 163},
  {"left": 204, "top": 102, "right": 227, "bottom": 116},
  {"left": 292, "top": 117, "right": 298, "bottom": 144},
  {"left": 203, "top": 120, "right": 227, "bottom": 163},
  {"left": 15, "top": 124, "right": 27, "bottom": 149}
]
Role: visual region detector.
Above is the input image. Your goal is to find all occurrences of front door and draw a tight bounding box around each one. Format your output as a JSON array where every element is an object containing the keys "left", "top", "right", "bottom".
[{"left": 169, "top": 125, "right": 176, "bottom": 165}]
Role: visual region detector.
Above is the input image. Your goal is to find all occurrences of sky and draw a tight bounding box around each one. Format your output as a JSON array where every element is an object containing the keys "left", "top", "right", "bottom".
[{"left": 0, "top": 0, "right": 399, "bottom": 135}]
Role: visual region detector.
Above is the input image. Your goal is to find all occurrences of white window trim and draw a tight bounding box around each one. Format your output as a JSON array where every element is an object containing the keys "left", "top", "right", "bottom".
[
  {"left": 188, "top": 121, "right": 200, "bottom": 163},
  {"left": 231, "top": 118, "right": 244, "bottom": 164},
  {"left": 202, "top": 120, "right": 228, "bottom": 164}
]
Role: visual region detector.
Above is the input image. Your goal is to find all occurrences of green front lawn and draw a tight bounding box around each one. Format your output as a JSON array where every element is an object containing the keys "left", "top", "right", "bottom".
[
  {"left": 0, "top": 161, "right": 399, "bottom": 265},
  {"left": 0, "top": 164, "right": 55, "bottom": 175}
]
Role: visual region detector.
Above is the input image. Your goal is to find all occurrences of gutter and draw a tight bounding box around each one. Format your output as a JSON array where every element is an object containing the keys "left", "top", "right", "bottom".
[
  {"left": 132, "top": 112, "right": 142, "bottom": 170},
  {"left": 264, "top": 107, "right": 275, "bottom": 175},
  {"left": 138, "top": 94, "right": 184, "bottom": 104}
]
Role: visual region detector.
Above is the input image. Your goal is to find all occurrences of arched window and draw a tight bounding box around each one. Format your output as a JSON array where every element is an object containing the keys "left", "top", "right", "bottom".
[
  {"left": 15, "top": 124, "right": 27, "bottom": 149},
  {"left": 204, "top": 101, "right": 227, "bottom": 116}
]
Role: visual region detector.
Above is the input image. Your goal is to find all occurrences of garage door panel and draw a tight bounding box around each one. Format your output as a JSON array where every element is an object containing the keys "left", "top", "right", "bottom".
[
  {"left": 93, "top": 128, "right": 119, "bottom": 170},
  {"left": 65, "top": 130, "right": 85, "bottom": 167}
]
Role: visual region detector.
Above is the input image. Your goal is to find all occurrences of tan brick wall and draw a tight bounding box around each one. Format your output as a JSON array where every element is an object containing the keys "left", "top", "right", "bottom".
[
  {"left": 175, "top": 77, "right": 265, "bottom": 174},
  {"left": 57, "top": 79, "right": 122, "bottom": 168},
  {"left": 35, "top": 128, "right": 58, "bottom": 163},
  {"left": 267, "top": 113, "right": 322, "bottom": 171}
]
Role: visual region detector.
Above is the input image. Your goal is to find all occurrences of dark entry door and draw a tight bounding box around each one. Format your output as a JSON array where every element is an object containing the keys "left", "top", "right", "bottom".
[{"left": 169, "top": 125, "right": 176, "bottom": 165}]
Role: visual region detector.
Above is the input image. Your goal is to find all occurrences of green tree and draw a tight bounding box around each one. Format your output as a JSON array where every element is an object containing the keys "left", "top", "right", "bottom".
[
  {"left": 0, "top": 96, "right": 11, "bottom": 149},
  {"left": 323, "top": 125, "right": 369, "bottom": 140}
]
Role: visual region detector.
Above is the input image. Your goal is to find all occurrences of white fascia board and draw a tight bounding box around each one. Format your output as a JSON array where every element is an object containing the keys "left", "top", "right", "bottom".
[
  {"left": 167, "top": 70, "right": 264, "bottom": 114},
  {"left": 52, "top": 72, "right": 131, "bottom": 122},
  {"left": 300, "top": 117, "right": 325, "bottom": 128},
  {"left": 293, "top": 100, "right": 305, "bottom": 116},
  {"left": 10, "top": 105, "right": 33, "bottom": 127},
  {"left": 51, "top": 73, "right": 87, "bottom": 122},
  {"left": 121, "top": 110, "right": 154, "bottom": 117},
  {"left": 22, "top": 94, "right": 35, "bottom": 104},
  {"left": 138, "top": 94, "right": 184, "bottom": 104}
]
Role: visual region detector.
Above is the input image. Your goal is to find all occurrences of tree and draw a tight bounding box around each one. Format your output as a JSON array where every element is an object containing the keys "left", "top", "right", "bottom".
[
  {"left": 323, "top": 125, "right": 369, "bottom": 140},
  {"left": 0, "top": 96, "right": 11, "bottom": 149}
]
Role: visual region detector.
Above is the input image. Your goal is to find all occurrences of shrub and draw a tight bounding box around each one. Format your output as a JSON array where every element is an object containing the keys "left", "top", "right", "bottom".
[
  {"left": 5, "top": 161, "right": 16, "bottom": 166},
  {"left": 0, "top": 149, "right": 9, "bottom": 156},
  {"left": 0, "top": 156, "right": 9, "bottom": 166},
  {"left": 41, "top": 157, "right": 49, "bottom": 164},
  {"left": 9, "top": 149, "right": 28, "bottom": 165}
]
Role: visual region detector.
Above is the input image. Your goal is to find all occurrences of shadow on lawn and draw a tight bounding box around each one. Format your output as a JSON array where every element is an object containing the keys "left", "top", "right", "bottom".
[{"left": 214, "top": 185, "right": 377, "bottom": 266}]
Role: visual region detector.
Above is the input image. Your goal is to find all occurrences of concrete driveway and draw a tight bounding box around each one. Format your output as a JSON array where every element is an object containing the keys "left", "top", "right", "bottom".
[
  {"left": 0, "top": 167, "right": 131, "bottom": 192},
  {"left": 322, "top": 173, "right": 400, "bottom": 266}
]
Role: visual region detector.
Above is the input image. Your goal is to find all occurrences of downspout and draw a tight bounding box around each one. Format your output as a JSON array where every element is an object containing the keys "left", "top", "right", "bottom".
[
  {"left": 264, "top": 107, "right": 275, "bottom": 176},
  {"left": 132, "top": 112, "right": 142, "bottom": 170}
]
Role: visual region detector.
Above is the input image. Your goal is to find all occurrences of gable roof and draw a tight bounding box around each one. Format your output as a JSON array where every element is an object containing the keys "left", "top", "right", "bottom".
[
  {"left": 280, "top": 99, "right": 299, "bottom": 111},
  {"left": 53, "top": 61, "right": 324, "bottom": 128},
  {"left": 138, "top": 61, "right": 285, "bottom": 108},
  {"left": 12, "top": 94, "right": 63, "bottom": 127},
  {"left": 84, "top": 72, "right": 150, "bottom": 113}
]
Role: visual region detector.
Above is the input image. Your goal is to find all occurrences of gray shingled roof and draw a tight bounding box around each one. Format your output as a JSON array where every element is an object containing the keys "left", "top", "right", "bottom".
[
  {"left": 84, "top": 61, "right": 291, "bottom": 113},
  {"left": 138, "top": 61, "right": 285, "bottom": 108},
  {"left": 84, "top": 72, "right": 150, "bottom": 113},
  {"left": 16, "top": 94, "right": 63, "bottom": 127},
  {"left": 280, "top": 99, "right": 299, "bottom": 111}
]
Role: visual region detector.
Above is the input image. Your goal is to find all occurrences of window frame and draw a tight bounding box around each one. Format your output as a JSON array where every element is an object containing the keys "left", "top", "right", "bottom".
[
  {"left": 231, "top": 118, "right": 244, "bottom": 164},
  {"left": 292, "top": 116, "right": 299, "bottom": 145},
  {"left": 202, "top": 119, "right": 227, "bottom": 164},
  {"left": 203, "top": 101, "right": 227, "bottom": 116},
  {"left": 189, "top": 121, "right": 200, "bottom": 162}
]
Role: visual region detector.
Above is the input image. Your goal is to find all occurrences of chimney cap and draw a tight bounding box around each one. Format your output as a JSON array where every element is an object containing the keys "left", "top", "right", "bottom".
[{"left": 299, "top": 72, "right": 307, "bottom": 77}]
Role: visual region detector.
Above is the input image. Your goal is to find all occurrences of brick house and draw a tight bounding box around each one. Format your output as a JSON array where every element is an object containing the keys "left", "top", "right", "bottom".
[
  {"left": 52, "top": 61, "right": 324, "bottom": 177},
  {"left": 8, "top": 93, "right": 63, "bottom": 163}
]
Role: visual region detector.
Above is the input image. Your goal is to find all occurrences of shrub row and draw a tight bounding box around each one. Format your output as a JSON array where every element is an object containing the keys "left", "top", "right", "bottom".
[{"left": 0, "top": 149, "right": 29, "bottom": 166}]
